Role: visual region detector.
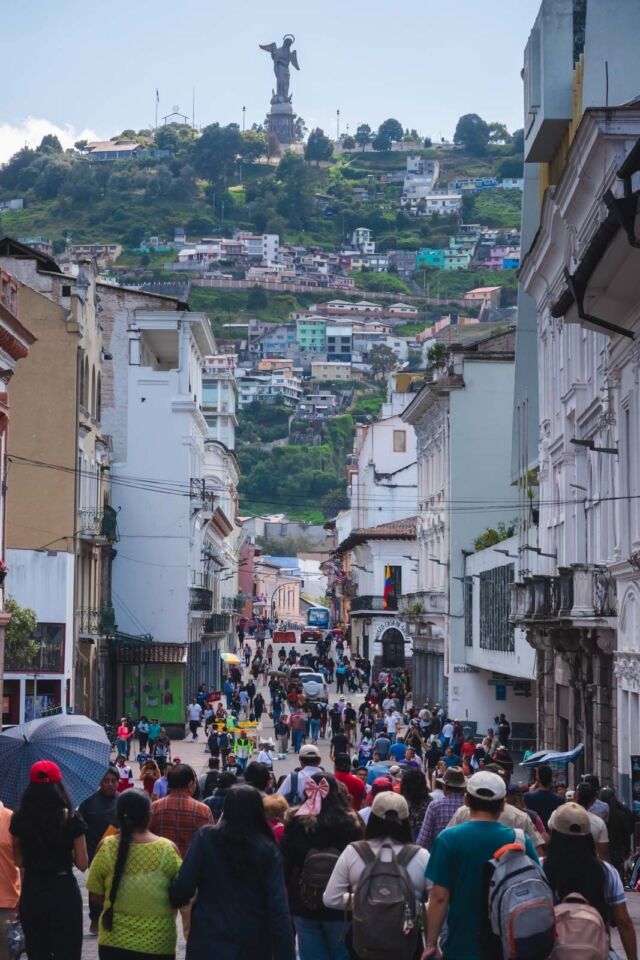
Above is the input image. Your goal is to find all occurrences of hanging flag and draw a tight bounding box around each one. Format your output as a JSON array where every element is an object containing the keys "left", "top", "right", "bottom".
[
  {"left": 156, "top": 89, "right": 160, "bottom": 102},
  {"left": 383, "top": 564, "right": 394, "bottom": 609}
]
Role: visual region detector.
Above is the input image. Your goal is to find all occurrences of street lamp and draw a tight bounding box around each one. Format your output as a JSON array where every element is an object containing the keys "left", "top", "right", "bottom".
[{"left": 570, "top": 438, "right": 618, "bottom": 455}]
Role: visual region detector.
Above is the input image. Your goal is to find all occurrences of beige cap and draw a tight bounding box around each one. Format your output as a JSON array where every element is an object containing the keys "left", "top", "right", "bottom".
[
  {"left": 371, "top": 791, "right": 410, "bottom": 821},
  {"left": 548, "top": 802, "right": 591, "bottom": 837}
]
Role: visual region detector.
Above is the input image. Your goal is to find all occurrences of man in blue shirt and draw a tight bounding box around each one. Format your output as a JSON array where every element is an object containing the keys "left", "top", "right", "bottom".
[
  {"left": 423, "top": 771, "right": 539, "bottom": 960},
  {"left": 389, "top": 735, "right": 407, "bottom": 762}
]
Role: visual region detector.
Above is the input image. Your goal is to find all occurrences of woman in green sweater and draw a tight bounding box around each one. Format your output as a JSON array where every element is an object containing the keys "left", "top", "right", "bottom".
[{"left": 87, "top": 789, "right": 181, "bottom": 960}]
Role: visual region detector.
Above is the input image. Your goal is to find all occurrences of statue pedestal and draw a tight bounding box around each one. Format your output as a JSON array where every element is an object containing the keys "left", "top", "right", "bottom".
[{"left": 266, "top": 100, "right": 296, "bottom": 145}]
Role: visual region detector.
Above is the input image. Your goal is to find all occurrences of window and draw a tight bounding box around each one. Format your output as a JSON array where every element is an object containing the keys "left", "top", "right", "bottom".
[
  {"left": 393, "top": 429, "right": 407, "bottom": 453},
  {"left": 479, "top": 565, "right": 514, "bottom": 652},
  {"left": 61, "top": 284, "right": 71, "bottom": 297},
  {"left": 464, "top": 576, "right": 473, "bottom": 647}
]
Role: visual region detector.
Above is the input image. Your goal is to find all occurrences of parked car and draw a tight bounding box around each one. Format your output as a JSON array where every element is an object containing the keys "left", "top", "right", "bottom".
[{"left": 299, "top": 672, "right": 328, "bottom": 703}]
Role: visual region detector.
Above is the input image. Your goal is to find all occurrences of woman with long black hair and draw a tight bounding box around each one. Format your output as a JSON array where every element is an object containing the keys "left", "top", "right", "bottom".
[
  {"left": 281, "top": 772, "right": 363, "bottom": 959},
  {"left": 544, "top": 802, "right": 637, "bottom": 960},
  {"left": 170, "top": 784, "right": 295, "bottom": 960},
  {"left": 87, "top": 788, "right": 182, "bottom": 960},
  {"left": 10, "top": 760, "right": 88, "bottom": 960}
]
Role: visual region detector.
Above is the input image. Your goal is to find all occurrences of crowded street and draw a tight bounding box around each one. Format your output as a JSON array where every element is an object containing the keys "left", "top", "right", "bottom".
[{"left": 67, "top": 630, "right": 640, "bottom": 959}]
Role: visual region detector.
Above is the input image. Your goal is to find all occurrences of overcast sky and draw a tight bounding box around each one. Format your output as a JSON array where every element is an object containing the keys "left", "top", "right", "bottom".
[{"left": 0, "top": 0, "right": 539, "bottom": 162}]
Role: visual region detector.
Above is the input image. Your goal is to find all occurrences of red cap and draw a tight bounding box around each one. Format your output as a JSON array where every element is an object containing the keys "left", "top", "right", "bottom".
[
  {"left": 29, "top": 760, "right": 62, "bottom": 784},
  {"left": 371, "top": 776, "right": 394, "bottom": 797}
]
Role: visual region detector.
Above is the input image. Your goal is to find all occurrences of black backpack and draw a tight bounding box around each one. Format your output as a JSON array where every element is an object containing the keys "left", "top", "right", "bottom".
[
  {"left": 202, "top": 770, "right": 220, "bottom": 799},
  {"left": 284, "top": 771, "right": 301, "bottom": 805},
  {"left": 299, "top": 847, "right": 341, "bottom": 911}
]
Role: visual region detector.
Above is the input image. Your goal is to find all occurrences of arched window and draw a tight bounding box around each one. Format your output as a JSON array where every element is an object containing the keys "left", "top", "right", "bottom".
[
  {"left": 91, "top": 366, "right": 96, "bottom": 417},
  {"left": 96, "top": 372, "right": 102, "bottom": 422}
]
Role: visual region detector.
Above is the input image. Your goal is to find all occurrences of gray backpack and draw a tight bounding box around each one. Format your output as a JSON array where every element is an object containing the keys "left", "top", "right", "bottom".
[
  {"left": 486, "top": 828, "right": 555, "bottom": 960},
  {"left": 351, "top": 840, "right": 421, "bottom": 960}
]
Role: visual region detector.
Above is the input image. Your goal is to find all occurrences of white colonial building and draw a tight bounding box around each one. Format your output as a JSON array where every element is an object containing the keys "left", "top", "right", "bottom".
[
  {"left": 336, "top": 518, "right": 417, "bottom": 671},
  {"left": 510, "top": 0, "right": 640, "bottom": 795},
  {"left": 401, "top": 329, "right": 516, "bottom": 708},
  {"left": 348, "top": 416, "right": 417, "bottom": 530}
]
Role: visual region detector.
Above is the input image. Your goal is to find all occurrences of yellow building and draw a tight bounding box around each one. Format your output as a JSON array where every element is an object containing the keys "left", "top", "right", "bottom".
[{"left": 0, "top": 240, "right": 116, "bottom": 723}]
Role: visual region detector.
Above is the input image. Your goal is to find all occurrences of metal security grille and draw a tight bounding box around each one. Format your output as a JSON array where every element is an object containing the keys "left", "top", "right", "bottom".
[
  {"left": 464, "top": 577, "right": 473, "bottom": 647},
  {"left": 480, "top": 564, "right": 515, "bottom": 652}
]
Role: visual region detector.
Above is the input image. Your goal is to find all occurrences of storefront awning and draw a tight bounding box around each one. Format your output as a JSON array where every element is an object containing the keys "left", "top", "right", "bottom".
[{"left": 115, "top": 643, "right": 188, "bottom": 664}]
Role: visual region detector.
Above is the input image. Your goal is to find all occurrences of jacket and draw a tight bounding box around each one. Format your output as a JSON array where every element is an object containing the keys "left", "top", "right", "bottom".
[{"left": 170, "top": 826, "right": 295, "bottom": 960}]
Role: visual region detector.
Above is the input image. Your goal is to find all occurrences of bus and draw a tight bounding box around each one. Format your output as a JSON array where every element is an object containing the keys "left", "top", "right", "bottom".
[{"left": 306, "top": 606, "right": 330, "bottom": 630}]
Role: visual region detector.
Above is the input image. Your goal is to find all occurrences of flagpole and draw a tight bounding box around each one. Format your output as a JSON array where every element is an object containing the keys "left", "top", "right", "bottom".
[{"left": 155, "top": 90, "right": 158, "bottom": 131}]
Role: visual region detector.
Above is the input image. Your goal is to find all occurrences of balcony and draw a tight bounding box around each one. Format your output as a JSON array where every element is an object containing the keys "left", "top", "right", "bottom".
[
  {"left": 78, "top": 509, "right": 119, "bottom": 543},
  {"left": 203, "top": 613, "right": 230, "bottom": 634},
  {"left": 77, "top": 606, "right": 117, "bottom": 636},
  {"left": 350, "top": 595, "right": 398, "bottom": 614},
  {"left": 399, "top": 590, "right": 447, "bottom": 617},
  {"left": 510, "top": 565, "right": 615, "bottom": 625},
  {"left": 190, "top": 587, "right": 213, "bottom": 612}
]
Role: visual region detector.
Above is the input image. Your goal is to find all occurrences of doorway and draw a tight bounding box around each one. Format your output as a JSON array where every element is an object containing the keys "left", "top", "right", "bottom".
[{"left": 381, "top": 628, "right": 405, "bottom": 667}]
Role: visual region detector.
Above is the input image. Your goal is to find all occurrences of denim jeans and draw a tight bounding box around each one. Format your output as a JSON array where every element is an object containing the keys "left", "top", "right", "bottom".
[
  {"left": 294, "top": 916, "right": 349, "bottom": 960},
  {"left": 292, "top": 729, "right": 304, "bottom": 752},
  {"left": 310, "top": 718, "right": 320, "bottom": 743}
]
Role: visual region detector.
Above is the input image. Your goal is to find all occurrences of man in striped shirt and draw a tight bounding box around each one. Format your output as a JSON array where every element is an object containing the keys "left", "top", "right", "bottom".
[{"left": 417, "top": 766, "right": 466, "bottom": 850}]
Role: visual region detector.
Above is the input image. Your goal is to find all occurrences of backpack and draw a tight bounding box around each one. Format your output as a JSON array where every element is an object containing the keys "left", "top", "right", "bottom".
[
  {"left": 284, "top": 771, "right": 301, "bottom": 805},
  {"left": 299, "top": 847, "right": 340, "bottom": 911},
  {"left": 486, "top": 829, "right": 556, "bottom": 960},
  {"left": 550, "top": 893, "right": 608, "bottom": 960},
  {"left": 202, "top": 770, "right": 220, "bottom": 799},
  {"left": 351, "top": 840, "right": 421, "bottom": 960}
]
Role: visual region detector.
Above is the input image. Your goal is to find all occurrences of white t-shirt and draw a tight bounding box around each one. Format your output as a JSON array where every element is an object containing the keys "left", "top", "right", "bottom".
[
  {"left": 257, "top": 749, "right": 273, "bottom": 768},
  {"left": 187, "top": 703, "right": 203, "bottom": 722},
  {"left": 358, "top": 805, "right": 372, "bottom": 825},
  {"left": 324, "top": 839, "right": 430, "bottom": 911},
  {"left": 442, "top": 722, "right": 454, "bottom": 739},
  {"left": 386, "top": 712, "right": 401, "bottom": 734}
]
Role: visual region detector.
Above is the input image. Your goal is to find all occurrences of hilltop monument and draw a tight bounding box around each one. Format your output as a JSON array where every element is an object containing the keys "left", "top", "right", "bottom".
[{"left": 259, "top": 34, "right": 300, "bottom": 144}]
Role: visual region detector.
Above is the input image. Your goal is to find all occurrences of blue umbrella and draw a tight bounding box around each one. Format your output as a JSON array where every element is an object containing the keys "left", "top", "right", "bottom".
[
  {"left": 521, "top": 743, "right": 584, "bottom": 767},
  {"left": 0, "top": 714, "right": 111, "bottom": 809}
]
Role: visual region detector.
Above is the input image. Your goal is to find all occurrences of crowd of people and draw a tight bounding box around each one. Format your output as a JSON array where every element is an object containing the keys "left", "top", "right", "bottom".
[{"left": 1, "top": 633, "right": 638, "bottom": 960}]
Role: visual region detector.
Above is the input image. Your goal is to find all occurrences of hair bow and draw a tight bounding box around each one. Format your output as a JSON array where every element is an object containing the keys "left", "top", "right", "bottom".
[{"left": 294, "top": 777, "right": 330, "bottom": 817}]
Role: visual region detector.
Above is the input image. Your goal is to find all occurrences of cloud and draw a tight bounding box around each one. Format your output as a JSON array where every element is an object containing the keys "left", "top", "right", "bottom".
[{"left": 0, "top": 117, "right": 100, "bottom": 164}]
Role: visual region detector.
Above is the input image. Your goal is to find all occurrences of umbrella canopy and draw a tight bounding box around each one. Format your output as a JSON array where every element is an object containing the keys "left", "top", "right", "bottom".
[
  {"left": 220, "top": 652, "right": 241, "bottom": 665},
  {"left": 0, "top": 714, "right": 111, "bottom": 809},
  {"left": 521, "top": 743, "right": 584, "bottom": 767}
]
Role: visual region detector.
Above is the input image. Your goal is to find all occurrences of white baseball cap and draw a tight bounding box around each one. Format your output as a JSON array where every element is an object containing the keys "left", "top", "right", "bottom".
[{"left": 466, "top": 771, "right": 506, "bottom": 800}]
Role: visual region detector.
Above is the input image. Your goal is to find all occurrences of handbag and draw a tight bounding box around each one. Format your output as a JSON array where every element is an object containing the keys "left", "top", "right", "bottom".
[{"left": 6, "top": 918, "right": 25, "bottom": 958}]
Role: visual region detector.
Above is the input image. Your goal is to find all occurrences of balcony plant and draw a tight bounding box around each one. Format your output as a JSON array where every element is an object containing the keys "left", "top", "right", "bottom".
[
  {"left": 0, "top": 559, "right": 7, "bottom": 586},
  {"left": 409, "top": 601, "right": 424, "bottom": 615}
]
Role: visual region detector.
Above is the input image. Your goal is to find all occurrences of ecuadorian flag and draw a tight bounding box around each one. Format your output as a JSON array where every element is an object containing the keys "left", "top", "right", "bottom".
[{"left": 383, "top": 564, "right": 394, "bottom": 609}]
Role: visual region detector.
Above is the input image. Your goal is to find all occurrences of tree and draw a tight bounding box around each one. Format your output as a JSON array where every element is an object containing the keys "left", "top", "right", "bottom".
[
  {"left": 247, "top": 284, "right": 268, "bottom": 311},
  {"left": 487, "top": 122, "right": 511, "bottom": 144},
  {"left": 511, "top": 128, "right": 524, "bottom": 154},
  {"left": 355, "top": 124, "right": 372, "bottom": 151},
  {"left": 423, "top": 136, "right": 433, "bottom": 148},
  {"left": 304, "top": 128, "right": 333, "bottom": 165},
  {"left": 368, "top": 343, "right": 399, "bottom": 379},
  {"left": 342, "top": 135, "right": 356, "bottom": 151},
  {"left": 4, "top": 597, "right": 38, "bottom": 669},
  {"left": 372, "top": 118, "right": 403, "bottom": 151},
  {"left": 240, "top": 130, "right": 267, "bottom": 163},
  {"left": 74, "top": 139, "right": 89, "bottom": 153},
  {"left": 453, "top": 113, "right": 490, "bottom": 156},
  {"left": 294, "top": 117, "right": 308, "bottom": 141},
  {"left": 266, "top": 132, "right": 280, "bottom": 160},
  {"left": 426, "top": 342, "right": 448, "bottom": 370},
  {"left": 192, "top": 122, "right": 243, "bottom": 184},
  {"left": 37, "top": 134, "right": 63, "bottom": 153}
]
